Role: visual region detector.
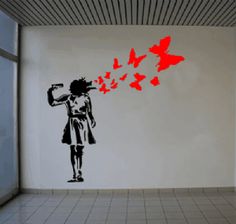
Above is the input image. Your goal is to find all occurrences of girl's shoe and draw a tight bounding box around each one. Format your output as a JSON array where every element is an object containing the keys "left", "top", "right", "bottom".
[{"left": 77, "top": 170, "right": 84, "bottom": 182}]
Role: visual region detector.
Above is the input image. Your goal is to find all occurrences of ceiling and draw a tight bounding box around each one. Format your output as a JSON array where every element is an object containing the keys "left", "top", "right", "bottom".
[{"left": 0, "top": 0, "right": 235, "bottom": 26}]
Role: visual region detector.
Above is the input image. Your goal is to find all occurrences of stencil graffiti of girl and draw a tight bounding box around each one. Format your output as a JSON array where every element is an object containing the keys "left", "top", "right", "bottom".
[{"left": 47, "top": 78, "right": 96, "bottom": 182}]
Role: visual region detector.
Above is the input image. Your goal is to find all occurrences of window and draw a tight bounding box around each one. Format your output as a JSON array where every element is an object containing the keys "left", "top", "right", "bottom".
[
  {"left": 0, "top": 11, "right": 17, "bottom": 55},
  {"left": 0, "top": 10, "right": 19, "bottom": 205}
]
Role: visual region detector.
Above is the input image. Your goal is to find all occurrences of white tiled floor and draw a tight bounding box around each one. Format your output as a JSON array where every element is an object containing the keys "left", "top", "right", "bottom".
[{"left": 1, "top": 190, "right": 236, "bottom": 224}]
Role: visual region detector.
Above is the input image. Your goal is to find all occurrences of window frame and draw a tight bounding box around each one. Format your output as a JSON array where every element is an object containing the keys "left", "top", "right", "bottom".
[{"left": 0, "top": 20, "right": 21, "bottom": 206}]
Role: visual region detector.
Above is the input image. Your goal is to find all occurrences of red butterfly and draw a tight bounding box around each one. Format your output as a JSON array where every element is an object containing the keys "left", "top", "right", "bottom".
[
  {"left": 113, "top": 58, "right": 122, "bottom": 70},
  {"left": 149, "top": 36, "right": 185, "bottom": 72},
  {"left": 110, "top": 79, "right": 118, "bottom": 89},
  {"left": 99, "top": 83, "right": 110, "bottom": 94},
  {"left": 119, "top": 73, "right": 128, "bottom": 81},
  {"left": 150, "top": 76, "right": 160, "bottom": 86},
  {"left": 104, "top": 71, "right": 111, "bottom": 79},
  {"left": 94, "top": 76, "right": 104, "bottom": 85},
  {"left": 129, "top": 73, "right": 146, "bottom": 91},
  {"left": 128, "top": 48, "right": 147, "bottom": 68}
]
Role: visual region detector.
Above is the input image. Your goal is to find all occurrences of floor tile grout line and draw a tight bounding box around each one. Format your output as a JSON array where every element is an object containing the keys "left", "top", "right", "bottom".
[
  {"left": 1, "top": 195, "right": 39, "bottom": 224},
  {"left": 191, "top": 194, "right": 210, "bottom": 224},
  {"left": 42, "top": 194, "right": 69, "bottom": 224},
  {"left": 0, "top": 194, "right": 35, "bottom": 224},
  {"left": 174, "top": 190, "right": 190, "bottom": 224},
  {"left": 7, "top": 194, "right": 35, "bottom": 209},
  {"left": 104, "top": 191, "right": 114, "bottom": 224},
  {"left": 159, "top": 192, "right": 168, "bottom": 224},
  {"left": 219, "top": 191, "right": 236, "bottom": 210},
  {"left": 219, "top": 191, "right": 236, "bottom": 223},
  {"left": 63, "top": 192, "right": 83, "bottom": 224},
  {"left": 125, "top": 190, "right": 129, "bottom": 224},
  {"left": 14, "top": 195, "right": 56, "bottom": 224},
  {"left": 9, "top": 194, "right": 35, "bottom": 210},
  {"left": 142, "top": 189, "right": 148, "bottom": 224},
  {"left": 203, "top": 191, "right": 231, "bottom": 224},
  {"left": 3, "top": 191, "right": 236, "bottom": 224},
  {"left": 83, "top": 191, "right": 99, "bottom": 224},
  {"left": 18, "top": 194, "right": 35, "bottom": 206}
]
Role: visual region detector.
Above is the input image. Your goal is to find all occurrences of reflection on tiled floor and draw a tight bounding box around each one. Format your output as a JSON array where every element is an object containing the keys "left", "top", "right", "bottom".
[{"left": 1, "top": 190, "right": 236, "bottom": 224}]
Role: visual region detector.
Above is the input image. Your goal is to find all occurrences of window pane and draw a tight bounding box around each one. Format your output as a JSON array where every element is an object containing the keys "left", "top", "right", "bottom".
[
  {"left": 0, "top": 56, "right": 18, "bottom": 203},
  {"left": 0, "top": 10, "right": 17, "bottom": 55}
]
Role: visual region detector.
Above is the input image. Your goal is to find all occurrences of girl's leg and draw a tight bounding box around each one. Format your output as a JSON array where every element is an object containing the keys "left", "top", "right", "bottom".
[
  {"left": 76, "top": 145, "right": 84, "bottom": 181},
  {"left": 70, "top": 145, "right": 77, "bottom": 179}
]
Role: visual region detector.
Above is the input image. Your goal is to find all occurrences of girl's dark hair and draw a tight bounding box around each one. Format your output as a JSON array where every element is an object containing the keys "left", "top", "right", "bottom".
[{"left": 70, "top": 77, "right": 96, "bottom": 95}]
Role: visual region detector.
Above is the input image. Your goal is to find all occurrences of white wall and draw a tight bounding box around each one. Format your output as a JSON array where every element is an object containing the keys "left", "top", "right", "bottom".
[
  {"left": 234, "top": 28, "right": 236, "bottom": 188},
  {"left": 21, "top": 26, "right": 236, "bottom": 189}
]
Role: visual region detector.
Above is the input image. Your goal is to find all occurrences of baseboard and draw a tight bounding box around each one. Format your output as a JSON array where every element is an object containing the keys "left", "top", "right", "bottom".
[{"left": 20, "top": 187, "right": 235, "bottom": 195}]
